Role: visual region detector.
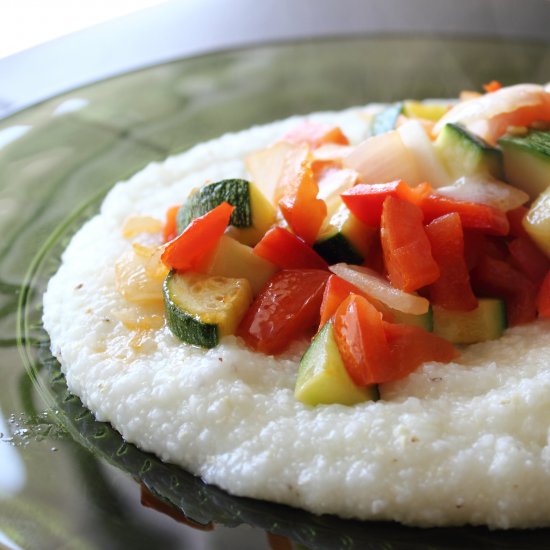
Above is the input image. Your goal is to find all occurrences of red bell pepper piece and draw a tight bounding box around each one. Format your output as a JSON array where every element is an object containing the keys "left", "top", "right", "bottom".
[
  {"left": 333, "top": 294, "right": 391, "bottom": 386},
  {"left": 425, "top": 213, "right": 477, "bottom": 311},
  {"left": 318, "top": 275, "right": 395, "bottom": 329},
  {"left": 418, "top": 193, "right": 510, "bottom": 236},
  {"left": 383, "top": 322, "right": 459, "bottom": 382},
  {"left": 341, "top": 181, "right": 430, "bottom": 227},
  {"left": 508, "top": 237, "right": 550, "bottom": 284},
  {"left": 162, "top": 204, "right": 181, "bottom": 243},
  {"left": 506, "top": 206, "right": 530, "bottom": 239},
  {"left": 380, "top": 196, "right": 440, "bottom": 292},
  {"left": 471, "top": 255, "right": 538, "bottom": 326},
  {"left": 537, "top": 270, "right": 550, "bottom": 318},
  {"left": 237, "top": 269, "right": 329, "bottom": 355},
  {"left": 253, "top": 226, "right": 328, "bottom": 270},
  {"left": 281, "top": 120, "right": 349, "bottom": 148},
  {"left": 161, "top": 202, "right": 233, "bottom": 272},
  {"left": 279, "top": 163, "right": 327, "bottom": 245}
]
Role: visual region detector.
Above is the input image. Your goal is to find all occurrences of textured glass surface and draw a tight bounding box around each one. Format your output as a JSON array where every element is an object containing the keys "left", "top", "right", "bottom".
[{"left": 1, "top": 36, "right": 550, "bottom": 549}]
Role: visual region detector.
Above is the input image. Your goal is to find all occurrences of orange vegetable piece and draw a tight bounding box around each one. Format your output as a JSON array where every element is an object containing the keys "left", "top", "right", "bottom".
[
  {"left": 237, "top": 269, "right": 329, "bottom": 355},
  {"left": 483, "top": 80, "right": 502, "bottom": 93},
  {"left": 279, "top": 163, "right": 327, "bottom": 245},
  {"left": 161, "top": 202, "right": 233, "bottom": 272},
  {"left": 380, "top": 196, "right": 440, "bottom": 292},
  {"left": 162, "top": 204, "right": 181, "bottom": 243},
  {"left": 383, "top": 322, "right": 459, "bottom": 383},
  {"left": 425, "top": 213, "right": 477, "bottom": 311},
  {"left": 333, "top": 294, "right": 391, "bottom": 386},
  {"left": 253, "top": 226, "right": 328, "bottom": 270}
]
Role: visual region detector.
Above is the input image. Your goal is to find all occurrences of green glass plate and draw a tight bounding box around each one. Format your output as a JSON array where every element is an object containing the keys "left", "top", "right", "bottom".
[{"left": 3, "top": 36, "right": 550, "bottom": 549}]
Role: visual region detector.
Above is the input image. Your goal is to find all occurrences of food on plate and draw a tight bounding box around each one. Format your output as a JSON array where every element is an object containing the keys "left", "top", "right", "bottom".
[{"left": 43, "top": 82, "right": 550, "bottom": 528}]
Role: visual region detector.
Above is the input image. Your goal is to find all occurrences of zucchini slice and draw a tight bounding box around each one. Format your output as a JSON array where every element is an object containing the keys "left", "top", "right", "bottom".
[
  {"left": 435, "top": 123, "right": 503, "bottom": 179},
  {"left": 432, "top": 299, "right": 507, "bottom": 344},
  {"left": 206, "top": 235, "right": 277, "bottom": 296},
  {"left": 391, "top": 306, "right": 433, "bottom": 332},
  {"left": 314, "top": 204, "right": 374, "bottom": 265},
  {"left": 164, "top": 271, "right": 252, "bottom": 348},
  {"left": 176, "top": 179, "right": 275, "bottom": 246},
  {"left": 499, "top": 130, "right": 550, "bottom": 200},
  {"left": 524, "top": 184, "right": 550, "bottom": 258},
  {"left": 295, "top": 322, "right": 379, "bottom": 407}
]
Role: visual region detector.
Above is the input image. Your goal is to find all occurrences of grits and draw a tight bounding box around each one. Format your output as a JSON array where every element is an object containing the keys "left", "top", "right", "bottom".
[{"left": 43, "top": 107, "right": 550, "bottom": 529}]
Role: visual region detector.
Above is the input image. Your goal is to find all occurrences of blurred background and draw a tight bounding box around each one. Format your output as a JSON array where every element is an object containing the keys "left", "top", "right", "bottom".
[{"left": 1, "top": 0, "right": 549, "bottom": 117}]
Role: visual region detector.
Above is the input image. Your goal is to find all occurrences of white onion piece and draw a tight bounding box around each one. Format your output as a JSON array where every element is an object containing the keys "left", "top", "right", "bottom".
[
  {"left": 397, "top": 120, "right": 451, "bottom": 188},
  {"left": 317, "top": 168, "right": 358, "bottom": 216},
  {"left": 437, "top": 176, "right": 529, "bottom": 212},
  {"left": 330, "top": 263, "right": 430, "bottom": 315},
  {"left": 433, "top": 83, "right": 546, "bottom": 137},
  {"left": 245, "top": 141, "right": 309, "bottom": 202},
  {"left": 343, "top": 130, "right": 422, "bottom": 185}
]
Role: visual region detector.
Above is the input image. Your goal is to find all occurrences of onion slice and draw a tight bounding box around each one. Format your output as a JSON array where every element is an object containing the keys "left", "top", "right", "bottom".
[
  {"left": 343, "top": 130, "right": 421, "bottom": 185},
  {"left": 437, "top": 176, "right": 529, "bottom": 212},
  {"left": 329, "top": 263, "right": 430, "bottom": 315}
]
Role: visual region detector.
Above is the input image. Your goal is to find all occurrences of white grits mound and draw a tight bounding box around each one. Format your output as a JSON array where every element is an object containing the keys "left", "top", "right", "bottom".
[{"left": 43, "top": 108, "right": 550, "bottom": 529}]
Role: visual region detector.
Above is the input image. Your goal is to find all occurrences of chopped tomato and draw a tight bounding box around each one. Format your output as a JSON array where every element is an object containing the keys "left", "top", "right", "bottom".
[
  {"left": 281, "top": 120, "right": 349, "bottom": 148},
  {"left": 253, "top": 226, "right": 328, "bottom": 270},
  {"left": 483, "top": 80, "right": 502, "bottom": 93},
  {"left": 383, "top": 322, "right": 458, "bottom": 382},
  {"left": 341, "top": 181, "right": 431, "bottom": 227},
  {"left": 333, "top": 294, "right": 391, "bottom": 386},
  {"left": 319, "top": 275, "right": 361, "bottom": 329},
  {"left": 463, "top": 231, "right": 508, "bottom": 271},
  {"left": 279, "top": 163, "right": 327, "bottom": 245},
  {"left": 537, "top": 270, "right": 550, "bottom": 318},
  {"left": 507, "top": 206, "right": 530, "bottom": 239},
  {"left": 161, "top": 202, "right": 233, "bottom": 272},
  {"left": 319, "top": 275, "right": 395, "bottom": 329},
  {"left": 508, "top": 237, "right": 550, "bottom": 284},
  {"left": 237, "top": 269, "right": 329, "bottom": 355},
  {"left": 418, "top": 193, "right": 510, "bottom": 236},
  {"left": 425, "top": 213, "right": 477, "bottom": 311},
  {"left": 380, "top": 196, "right": 440, "bottom": 292},
  {"left": 162, "top": 204, "right": 181, "bottom": 243},
  {"left": 471, "top": 255, "right": 538, "bottom": 326},
  {"left": 362, "top": 231, "right": 386, "bottom": 274}
]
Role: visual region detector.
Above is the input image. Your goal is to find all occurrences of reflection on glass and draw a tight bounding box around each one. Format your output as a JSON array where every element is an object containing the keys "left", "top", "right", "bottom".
[
  {"left": 0, "top": 409, "right": 26, "bottom": 498},
  {"left": 0, "top": 530, "right": 23, "bottom": 550}
]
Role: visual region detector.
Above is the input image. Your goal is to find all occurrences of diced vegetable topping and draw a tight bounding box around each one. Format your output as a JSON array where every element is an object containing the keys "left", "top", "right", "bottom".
[
  {"left": 237, "top": 269, "right": 330, "bottom": 355},
  {"left": 161, "top": 202, "right": 233, "bottom": 272},
  {"left": 117, "top": 82, "right": 550, "bottom": 407},
  {"left": 164, "top": 271, "right": 252, "bottom": 348},
  {"left": 425, "top": 213, "right": 477, "bottom": 311},
  {"left": 381, "top": 196, "right": 440, "bottom": 292},
  {"left": 253, "top": 227, "right": 329, "bottom": 270}
]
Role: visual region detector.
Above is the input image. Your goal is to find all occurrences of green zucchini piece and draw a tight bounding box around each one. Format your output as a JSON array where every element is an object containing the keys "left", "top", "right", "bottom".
[
  {"left": 499, "top": 130, "right": 550, "bottom": 200},
  {"left": 176, "top": 179, "right": 275, "bottom": 245},
  {"left": 432, "top": 299, "right": 507, "bottom": 345},
  {"left": 295, "top": 322, "right": 379, "bottom": 407},
  {"left": 391, "top": 306, "right": 433, "bottom": 332},
  {"left": 435, "top": 123, "right": 503, "bottom": 179},
  {"left": 371, "top": 102, "right": 403, "bottom": 135},
  {"left": 313, "top": 204, "right": 374, "bottom": 265},
  {"left": 163, "top": 271, "right": 252, "bottom": 348},
  {"left": 207, "top": 235, "right": 277, "bottom": 296},
  {"left": 523, "top": 184, "right": 550, "bottom": 258}
]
